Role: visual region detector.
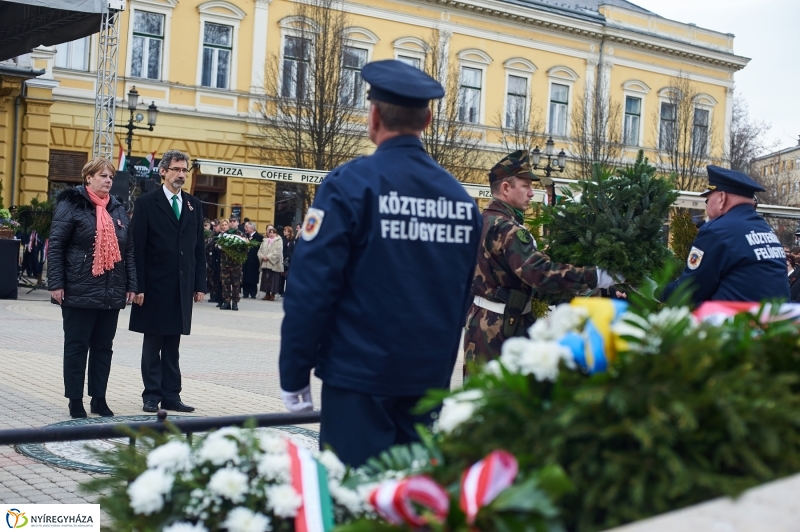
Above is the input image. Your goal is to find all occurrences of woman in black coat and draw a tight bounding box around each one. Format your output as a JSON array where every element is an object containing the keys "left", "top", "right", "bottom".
[{"left": 47, "top": 157, "right": 136, "bottom": 418}]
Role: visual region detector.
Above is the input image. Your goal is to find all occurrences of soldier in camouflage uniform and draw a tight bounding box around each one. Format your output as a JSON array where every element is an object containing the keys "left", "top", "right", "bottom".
[
  {"left": 463, "top": 150, "right": 623, "bottom": 367},
  {"left": 218, "top": 219, "right": 243, "bottom": 311},
  {"left": 206, "top": 220, "right": 221, "bottom": 304}
]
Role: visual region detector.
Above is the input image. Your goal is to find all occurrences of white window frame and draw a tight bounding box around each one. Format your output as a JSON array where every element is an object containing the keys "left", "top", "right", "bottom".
[
  {"left": 196, "top": 1, "right": 244, "bottom": 91},
  {"left": 691, "top": 94, "right": 717, "bottom": 158},
  {"left": 393, "top": 37, "right": 427, "bottom": 69},
  {"left": 54, "top": 37, "right": 90, "bottom": 71},
  {"left": 621, "top": 80, "right": 650, "bottom": 148},
  {"left": 656, "top": 87, "right": 681, "bottom": 152},
  {"left": 456, "top": 49, "right": 492, "bottom": 125},
  {"left": 278, "top": 16, "right": 320, "bottom": 102},
  {"left": 342, "top": 27, "right": 378, "bottom": 109},
  {"left": 545, "top": 66, "right": 578, "bottom": 139},
  {"left": 125, "top": 1, "right": 175, "bottom": 81},
  {"left": 502, "top": 58, "right": 536, "bottom": 130}
]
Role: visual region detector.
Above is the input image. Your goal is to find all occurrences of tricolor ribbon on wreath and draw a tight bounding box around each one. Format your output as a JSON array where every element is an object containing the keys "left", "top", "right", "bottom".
[
  {"left": 368, "top": 450, "right": 519, "bottom": 528},
  {"left": 287, "top": 441, "right": 335, "bottom": 532}
]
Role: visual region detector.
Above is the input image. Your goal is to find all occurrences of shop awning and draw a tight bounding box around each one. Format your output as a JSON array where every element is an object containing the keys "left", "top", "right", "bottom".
[{"left": 0, "top": 0, "right": 107, "bottom": 62}]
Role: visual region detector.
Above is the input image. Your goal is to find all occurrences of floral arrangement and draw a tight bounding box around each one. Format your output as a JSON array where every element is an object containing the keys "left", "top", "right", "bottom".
[
  {"left": 0, "top": 209, "right": 20, "bottom": 232},
  {"left": 216, "top": 232, "right": 259, "bottom": 264},
  {"left": 15, "top": 198, "right": 53, "bottom": 238},
  {"left": 418, "top": 298, "right": 800, "bottom": 531}
]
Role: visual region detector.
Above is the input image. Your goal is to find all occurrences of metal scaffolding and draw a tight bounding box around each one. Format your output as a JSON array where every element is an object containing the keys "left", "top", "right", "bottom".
[{"left": 92, "top": 6, "right": 120, "bottom": 160}]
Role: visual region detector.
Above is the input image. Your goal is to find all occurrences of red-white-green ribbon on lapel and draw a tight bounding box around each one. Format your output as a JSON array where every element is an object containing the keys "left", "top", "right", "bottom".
[
  {"left": 459, "top": 450, "right": 518, "bottom": 524},
  {"left": 287, "top": 441, "right": 334, "bottom": 532},
  {"left": 368, "top": 475, "right": 450, "bottom": 528}
]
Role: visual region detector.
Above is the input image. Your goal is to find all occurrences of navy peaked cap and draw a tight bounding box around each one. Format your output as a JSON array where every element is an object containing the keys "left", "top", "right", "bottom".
[
  {"left": 362, "top": 59, "right": 444, "bottom": 108},
  {"left": 701, "top": 165, "right": 765, "bottom": 198}
]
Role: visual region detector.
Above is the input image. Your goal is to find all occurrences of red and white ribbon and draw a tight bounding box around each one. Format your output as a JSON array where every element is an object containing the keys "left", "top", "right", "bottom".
[
  {"left": 369, "top": 475, "right": 450, "bottom": 528},
  {"left": 459, "top": 450, "right": 518, "bottom": 524}
]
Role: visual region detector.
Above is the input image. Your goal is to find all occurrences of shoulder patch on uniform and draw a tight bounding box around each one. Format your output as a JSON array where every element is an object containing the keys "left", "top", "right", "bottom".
[
  {"left": 301, "top": 208, "right": 325, "bottom": 241},
  {"left": 687, "top": 246, "right": 704, "bottom": 270},
  {"left": 516, "top": 229, "right": 531, "bottom": 244}
]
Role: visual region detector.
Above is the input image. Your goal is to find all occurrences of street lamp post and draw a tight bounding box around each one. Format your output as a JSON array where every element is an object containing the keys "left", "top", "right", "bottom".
[
  {"left": 116, "top": 86, "right": 159, "bottom": 159},
  {"left": 530, "top": 136, "right": 567, "bottom": 205}
]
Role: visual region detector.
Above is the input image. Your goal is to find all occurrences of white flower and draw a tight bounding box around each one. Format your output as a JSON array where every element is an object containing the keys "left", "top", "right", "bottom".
[
  {"left": 208, "top": 467, "right": 249, "bottom": 503},
  {"left": 147, "top": 441, "right": 192, "bottom": 473},
  {"left": 265, "top": 484, "right": 302, "bottom": 518},
  {"left": 127, "top": 468, "right": 174, "bottom": 515},
  {"left": 529, "top": 304, "right": 588, "bottom": 341},
  {"left": 317, "top": 450, "right": 346, "bottom": 481},
  {"left": 484, "top": 359, "right": 503, "bottom": 376},
  {"left": 435, "top": 390, "right": 484, "bottom": 434},
  {"left": 163, "top": 522, "right": 208, "bottom": 532},
  {"left": 258, "top": 433, "right": 287, "bottom": 455},
  {"left": 613, "top": 307, "right": 695, "bottom": 355},
  {"left": 256, "top": 453, "right": 291, "bottom": 483},
  {"left": 222, "top": 507, "right": 271, "bottom": 532},
  {"left": 198, "top": 433, "right": 241, "bottom": 466},
  {"left": 500, "top": 338, "right": 573, "bottom": 381},
  {"left": 329, "top": 482, "right": 363, "bottom": 515}
]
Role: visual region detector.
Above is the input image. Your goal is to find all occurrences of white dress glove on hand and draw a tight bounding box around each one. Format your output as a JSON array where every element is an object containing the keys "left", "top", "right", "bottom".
[
  {"left": 596, "top": 268, "right": 625, "bottom": 289},
  {"left": 281, "top": 385, "right": 313, "bottom": 412}
]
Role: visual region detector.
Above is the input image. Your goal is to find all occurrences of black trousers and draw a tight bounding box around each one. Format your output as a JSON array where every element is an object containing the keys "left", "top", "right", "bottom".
[
  {"left": 319, "top": 383, "right": 438, "bottom": 468},
  {"left": 242, "top": 283, "right": 258, "bottom": 298},
  {"left": 62, "top": 306, "right": 120, "bottom": 399},
  {"left": 141, "top": 334, "right": 182, "bottom": 403}
]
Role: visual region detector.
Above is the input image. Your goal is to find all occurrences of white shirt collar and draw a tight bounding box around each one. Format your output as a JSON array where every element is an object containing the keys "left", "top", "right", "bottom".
[{"left": 163, "top": 185, "right": 182, "bottom": 202}]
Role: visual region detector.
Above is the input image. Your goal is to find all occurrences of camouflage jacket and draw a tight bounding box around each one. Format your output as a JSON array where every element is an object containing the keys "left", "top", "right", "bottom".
[{"left": 471, "top": 199, "right": 598, "bottom": 301}]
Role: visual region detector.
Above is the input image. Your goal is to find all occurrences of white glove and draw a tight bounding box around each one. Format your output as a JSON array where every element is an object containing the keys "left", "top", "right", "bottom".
[
  {"left": 281, "top": 385, "right": 313, "bottom": 412},
  {"left": 596, "top": 268, "right": 625, "bottom": 289}
]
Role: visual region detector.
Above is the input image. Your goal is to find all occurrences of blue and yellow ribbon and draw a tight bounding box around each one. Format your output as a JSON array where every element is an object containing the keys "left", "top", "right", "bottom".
[{"left": 559, "top": 299, "right": 628, "bottom": 374}]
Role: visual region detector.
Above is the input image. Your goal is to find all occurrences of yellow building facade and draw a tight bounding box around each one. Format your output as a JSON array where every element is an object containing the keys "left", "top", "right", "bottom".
[{"left": 0, "top": 0, "right": 748, "bottom": 230}]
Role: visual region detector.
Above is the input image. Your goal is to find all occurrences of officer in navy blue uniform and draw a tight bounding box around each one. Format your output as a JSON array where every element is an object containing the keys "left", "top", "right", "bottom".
[
  {"left": 663, "top": 165, "right": 789, "bottom": 305},
  {"left": 278, "top": 60, "right": 482, "bottom": 467}
]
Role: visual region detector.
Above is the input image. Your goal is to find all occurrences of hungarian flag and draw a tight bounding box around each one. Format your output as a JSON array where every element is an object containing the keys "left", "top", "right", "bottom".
[
  {"left": 287, "top": 441, "right": 334, "bottom": 532},
  {"left": 118, "top": 146, "right": 126, "bottom": 172},
  {"left": 145, "top": 151, "right": 156, "bottom": 173}
]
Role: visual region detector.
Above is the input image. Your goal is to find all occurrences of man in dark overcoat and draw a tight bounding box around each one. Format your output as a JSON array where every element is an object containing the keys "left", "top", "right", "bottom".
[
  {"left": 241, "top": 221, "right": 263, "bottom": 299},
  {"left": 130, "top": 150, "right": 206, "bottom": 413}
]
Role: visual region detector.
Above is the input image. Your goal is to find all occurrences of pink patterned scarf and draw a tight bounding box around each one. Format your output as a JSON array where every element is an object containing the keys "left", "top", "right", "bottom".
[{"left": 85, "top": 187, "right": 121, "bottom": 276}]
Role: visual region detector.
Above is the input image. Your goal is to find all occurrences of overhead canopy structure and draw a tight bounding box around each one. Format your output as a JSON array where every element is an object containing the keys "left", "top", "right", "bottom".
[
  {"left": 0, "top": 0, "right": 107, "bottom": 62},
  {"left": 193, "top": 159, "right": 800, "bottom": 219}
]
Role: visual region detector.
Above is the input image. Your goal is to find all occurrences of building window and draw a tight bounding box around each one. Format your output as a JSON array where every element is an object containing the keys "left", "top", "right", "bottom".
[
  {"left": 659, "top": 102, "right": 676, "bottom": 151},
  {"left": 55, "top": 37, "right": 89, "bottom": 70},
  {"left": 131, "top": 11, "right": 164, "bottom": 80},
  {"left": 624, "top": 96, "right": 641, "bottom": 146},
  {"left": 693, "top": 108, "right": 709, "bottom": 155},
  {"left": 397, "top": 55, "right": 421, "bottom": 69},
  {"left": 340, "top": 46, "right": 367, "bottom": 107},
  {"left": 281, "top": 36, "right": 311, "bottom": 100},
  {"left": 505, "top": 75, "right": 527, "bottom": 128},
  {"left": 548, "top": 83, "right": 569, "bottom": 137},
  {"left": 458, "top": 66, "right": 482, "bottom": 124},
  {"left": 201, "top": 22, "right": 232, "bottom": 89}
]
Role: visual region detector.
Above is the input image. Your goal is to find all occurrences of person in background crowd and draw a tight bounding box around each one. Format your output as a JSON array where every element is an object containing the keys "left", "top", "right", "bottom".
[
  {"left": 48, "top": 157, "right": 136, "bottom": 418},
  {"left": 206, "top": 220, "right": 221, "bottom": 304},
  {"left": 242, "top": 221, "right": 263, "bottom": 299},
  {"left": 130, "top": 149, "right": 206, "bottom": 414},
  {"left": 203, "top": 220, "right": 211, "bottom": 232},
  {"left": 20, "top": 229, "right": 45, "bottom": 284},
  {"left": 279, "top": 59, "right": 482, "bottom": 467},
  {"left": 295, "top": 223, "right": 302, "bottom": 242},
  {"left": 258, "top": 225, "right": 283, "bottom": 301},
  {"left": 218, "top": 218, "right": 244, "bottom": 310},
  {"left": 662, "top": 166, "right": 790, "bottom": 305},
  {"left": 279, "top": 226, "right": 295, "bottom": 296}
]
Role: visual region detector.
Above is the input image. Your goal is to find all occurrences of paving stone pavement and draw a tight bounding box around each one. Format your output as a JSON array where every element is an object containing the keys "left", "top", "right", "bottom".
[{"left": 0, "top": 287, "right": 464, "bottom": 505}]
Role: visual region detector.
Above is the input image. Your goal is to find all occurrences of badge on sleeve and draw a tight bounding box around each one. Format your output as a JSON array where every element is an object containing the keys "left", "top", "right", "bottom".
[
  {"left": 516, "top": 229, "right": 531, "bottom": 244},
  {"left": 687, "top": 246, "right": 704, "bottom": 270},
  {"left": 301, "top": 208, "right": 325, "bottom": 241}
]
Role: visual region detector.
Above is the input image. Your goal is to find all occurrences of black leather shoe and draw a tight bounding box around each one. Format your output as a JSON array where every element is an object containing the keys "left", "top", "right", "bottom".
[
  {"left": 161, "top": 400, "right": 195, "bottom": 412},
  {"left": 143, "top": 400, "right": 159, "bottom": 413},
  {"left": 69, "top": 399, "right": 87, "bottom": 419},
  {"left": 220, "top": 301, "right": 231, "bottom": 310},
  {"left": 232, "top": 301, "right": 238, "bottom": 311},
  {"left": 90, "top": 397, "right": 114, "bottom": 417}
]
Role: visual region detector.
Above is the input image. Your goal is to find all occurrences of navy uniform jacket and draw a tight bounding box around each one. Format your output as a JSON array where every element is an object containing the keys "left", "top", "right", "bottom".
[
  {"left": 663, "top": 204, "right": 789, "bottom": 305},
  {"left": 279, "top": 135, "right": 482, "bottom": 397}
]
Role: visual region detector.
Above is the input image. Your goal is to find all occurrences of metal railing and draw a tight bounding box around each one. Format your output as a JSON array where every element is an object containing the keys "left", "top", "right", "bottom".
[{"left": 0, "top": 410, "right": 321, "bottom": 446}]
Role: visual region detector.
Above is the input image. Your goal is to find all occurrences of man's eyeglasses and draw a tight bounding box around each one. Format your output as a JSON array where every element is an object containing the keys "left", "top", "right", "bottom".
[{"left": 168, "top": 167, "right": 190, "bottom": 174}]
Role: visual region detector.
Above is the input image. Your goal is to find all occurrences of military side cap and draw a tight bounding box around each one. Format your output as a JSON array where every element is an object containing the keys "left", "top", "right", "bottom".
[
  {"left": 701, "top": 165, "right": 765, "bottom": 198},
  {"left": 361, "top": 60, "right": 444, "bottom": 108},
  {"left": 488, "top": 150, "right": 539, "bottom": 184}
]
